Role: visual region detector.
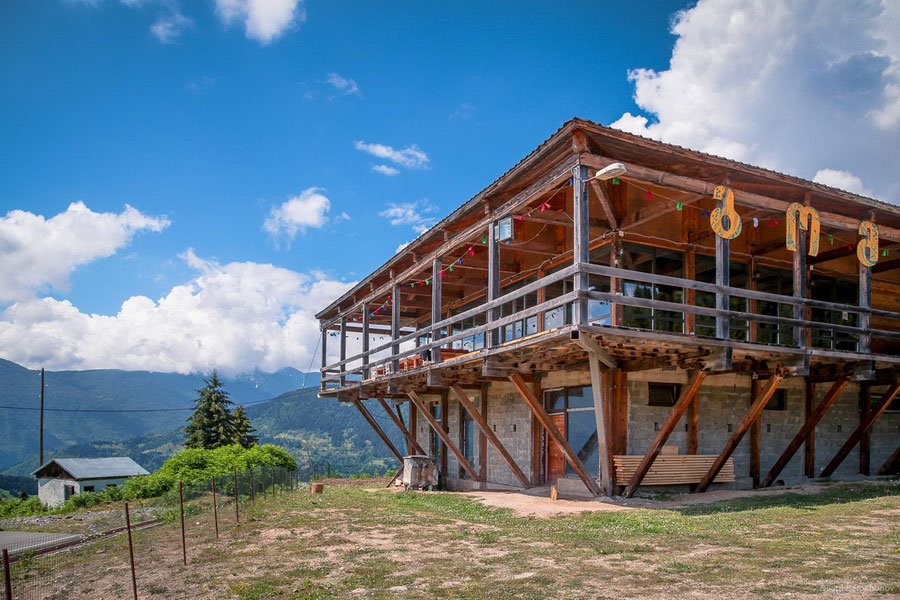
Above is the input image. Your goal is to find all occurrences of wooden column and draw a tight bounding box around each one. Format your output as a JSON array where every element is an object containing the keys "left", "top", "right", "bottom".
[
  {"left": 451, "top": 385, "right": 530, "bottom": 488},
  {"left": 479, "top": 386, "right": 488, "bottom": 482},
  {"left": 610, "top": 236, "right": 623, "bottom": 327},
  {"left": 761, "top": 378, "right": 848, "bottom": 487},
  {"left": 623, "top": 371, "right": 707, "bottom": 498},
  {"left": 714, "top": 213, "right": 732, "bottom": 369},
  {"left": 587, "top": 351, "right": 611, "bottom": 495},
  {"left": 684, "top": 249, "right": 696, "bottom": 335},
  {"left": 804, "top": 381, "right": 816, "bottom": 477},
  {"left": 793, "top": 224, "right": 807, "bottom": 348},
  {"left": 408, "top": 397, "right": 418, "bottom": 455},
  {"left": 573, "top": 164, "right": 590, "bottom": 325},
  {"left": 391, "top": 284, "right": 401, "bottom": 374},
  {"left": 432, "top": 258, "right": 442, "bottom": 362},
  {"left": 859, "top": 262, "right": 872, "bottom": 353},
  {"left": 530, "top": 378, "right": 543, "bottom": 486},
  {"left": 320, "top": 326, "right": 327, "bottom": 391},
  {"left": 859, "top": 384, "right": 871, "bottom": 475},
  {"left": 748, "top": 257, "right": 758, "bottom": 343},
  {"left": 408, "top": 391, "right": 480, "bottom": 481},
  {"left": 440, "top": 394, "right": 449, "bottom": 475},
  {"left": 339, "top": 316, "right": 347, "bottom": 386},
  {"left": 353, "top": 400, "right": 403, "bottom": 463},
  {"left": 376, "top": 396, "right": 424, "bottom": 455},
  {"left": 606, "top": 369, "right": 629, "bottom": 492},
  {"left": 361, "top": 303, "right": 370, "bottom": 379},
  {"left": 687, "top": 379, "right": 699, "bottom": 456},
  {"left": 536, "top": 268, "right": 546, "bottom": 332},
  {"left": 749, "top": 378, "right": 762, "bottom": 488},
  {"left": 820, "top": 381, "right": 900, "bottom": 478},
  {"left": 697, "top": 375, "right": 784, "bottom": 493},
  {"left": 487, "top": 222, "right": 500, "bottom": 348},
  {"left": 509, "top": 372, "right": 602, "bottom": 496}
]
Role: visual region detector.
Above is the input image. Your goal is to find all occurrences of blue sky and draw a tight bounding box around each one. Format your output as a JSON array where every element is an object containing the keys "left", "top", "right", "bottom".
[{"left": 1, "top": 0, "right": 898, "bottom": 374}]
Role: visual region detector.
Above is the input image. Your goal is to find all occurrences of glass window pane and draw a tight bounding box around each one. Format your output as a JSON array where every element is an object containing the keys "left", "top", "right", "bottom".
[
  {"left": 566, "top": 410, "right": 599, "bottom": 478},
  {"left": 567, "top": 385, "right": 594, "bottom": 409},
  {"left": 545, "top": 389, "right": 566, "bottom": 412}
]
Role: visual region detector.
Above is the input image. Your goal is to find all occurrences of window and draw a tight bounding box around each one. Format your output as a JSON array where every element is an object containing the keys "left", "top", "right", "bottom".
[
  {"left": 429, "top": 403, "right": 443, "bottom": 462},
  {"left": 648, "top": 383, "right": 681, "bottom": 407},
  {"left": 695, "top": 255, "right": 748, "bottom": 340},
  {"left": 764, "top": 389, "right": 787, "bottom": 411},
  {"left": 106, "top": 484, "right": 117, "bottom": 488},
  {"left": 544, "top": 386, "right": 598, "bottom": 479},
  {"left": 83, "top": 485, "right": 95, "bottom": 493},
  {"left": 809, "top": 275, "right": 858, "bottom": 351},
  {"left": 878, "top": 391, "right": 900, "bottom": 413},
  {"left": 621, "top": 243, "right": 685, "bottom": 333},
  {"left": 460, "top": 408, "right": 475, "bottom": 479}
]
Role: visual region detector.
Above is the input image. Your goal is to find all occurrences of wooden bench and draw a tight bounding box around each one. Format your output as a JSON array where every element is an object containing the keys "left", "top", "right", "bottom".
[{"left": 613, "top": 454, "right": 735, "bottom": 485}]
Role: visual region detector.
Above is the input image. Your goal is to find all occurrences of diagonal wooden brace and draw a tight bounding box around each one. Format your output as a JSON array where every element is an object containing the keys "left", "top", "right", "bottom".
[
  {"left": 697, "top": 375, "right": 784, "bottom": 492},
  {"left": 820, "top": 380, "right": 900, "bottom": 478},
  {"left": 761, "top": 378, "right": 848, "bottom": 487},
  {"left": 623, "top": 371, "right": 707, "bottom": 498},
  {"left": 376, "top": 396, "right": 425, "bottom": 455},
  {"left": 451, "top": 384, "right": 532, "bottom": 488},
  {"left": 407, "top": 391, "right": 481, "bottom": 481},
  {"left": 352, "top": 399, "right": 404, "bottom": 463},
  {"left": 876, "top": 444, "right": 900, "bottom": 476},
  {"left": 508, "top": 372, "right": 602, "bottom": 496}
]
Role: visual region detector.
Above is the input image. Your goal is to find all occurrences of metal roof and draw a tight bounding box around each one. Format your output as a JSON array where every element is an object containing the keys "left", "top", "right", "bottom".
[{"left": 33, "top": 457, "right": 150, "bottom": 480}]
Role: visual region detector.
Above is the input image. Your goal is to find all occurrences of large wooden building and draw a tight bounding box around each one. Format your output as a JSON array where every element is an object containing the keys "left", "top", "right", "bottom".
[{"left": 317, "top": 118, "right": 900, "bottom": 497}]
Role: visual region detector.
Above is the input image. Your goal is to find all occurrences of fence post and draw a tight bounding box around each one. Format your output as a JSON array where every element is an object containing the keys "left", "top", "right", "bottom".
[
  {"left": 233, "top": 468, "right": 239, "bottom": 525},
  {"left": 3, "top": 548, "right": 12, "bottom": 600},
  {"left": 124, "top": 502, "right": 138, "bottom": 600},
  {"left": 179, "top": 481, "right": 187, "bottom": 566},
  {"left": 211, "top": 476, "right": 219, "bottom": 539},
  {"left": 249, "top": 468, "right": 255, "bottom": 504},
  {"left": 262, "top": 468, "right": 267, "bottom": 500},
  {"left": 272, "top": 467, "right": 276, "bottom": 495}
]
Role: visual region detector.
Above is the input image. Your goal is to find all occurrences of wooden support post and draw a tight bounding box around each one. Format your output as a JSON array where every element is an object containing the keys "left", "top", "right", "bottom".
[
  {"left": 339, "top": 316, "right": 347, "bottom": 386},
  {"left": 530, "top": 378, "right": 543, "bottom": 486},
  {"left": 749, "top": 378, "right": 762, "bottom": 488},
  {"left": 876, "top": 445, "right": 900, "bottom": 475},
  {"left": 793, "top": 225, "right": 807, "bottom": 348},
  {"left": 820, "top": 381, "right": 900, "bottom": 478},
  {"left": 715, "top": 196, "right": 732, "bottom": 369},
  {"left": 573, "top": 164, "right": 590, "bottom": 325},
  {"left": 697, "top": 375, "right": 784, "bottom": 492},
  {"left": 479, "top": 386, "right": 488, "bottom": 482},
  {"left": 361, "top": 302, "right": 370, "bottom": 379},
  {"left": 440, "top": 393, "right": 449, "bottom": 475},
  {"left": 391, "top": 284, "right": 401, "bottom": 374},
  {"left": 408, "top": 391, "right": 480, "bottom": 481},
  {"left": 605, "top": 369, "right": 629, "bottom": 493},
  {"left": 684, "top": 249, "right": 696, "bottom": 335},
  {"left": 509, "top": 372, "right": 603, "bottom": 496},
  {"left": 451, "top": 385, "right": 531, "bottom": 488},
  {"left": 804, "top": 380, "right": 816, "bottom": 477},
  {"left": 687, "top": 382, "right": 699, "bottom": 455},
  {"left": 748, "top": 257, "right": 758, "bottom": 343},
  {"left": 352, "top": 400, "right": 404, "bottom": 463},
  {"left": 409, "top": 399, "right": 418, "bottom": 455},
  {"left": 487, "top": 222, "right": 500, "bottom": 348},
  {"left": 376, "top": 396, "right": 425, "bottom": 455},
  {"left": 859, "top": 262, "right": 872, "bottom": 353},
  {"left": 432, "top": 258, "right": 442, "bottom": 363},
  {"left": 587, "top": 351, "right": 612, "bottom": 495},
  {"left": 859, "top": 384, "right": 871, "bottom": 475},
  {"left": 320, "top": 327, "right": 327, "bottom": 391},
  {"left": 623, "top": 371, "right": 707, "bottom": 498},
  {"left": 610, "top": 236, "right": 623, "bottom": 327},
  {"left": 761, "top": 378, "right": 848, "bottom": 487}
]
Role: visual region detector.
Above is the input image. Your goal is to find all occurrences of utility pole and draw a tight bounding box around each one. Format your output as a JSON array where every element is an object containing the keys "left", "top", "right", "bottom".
[{"left": 39, "top": 367, "right": 45, "bottom": 466}]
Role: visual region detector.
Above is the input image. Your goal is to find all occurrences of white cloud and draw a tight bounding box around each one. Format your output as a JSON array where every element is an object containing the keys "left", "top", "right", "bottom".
[
  {"left": 150, "top": 11, "right": 193, "bottom": 43},
  {"left": 263, "top": 187, "right": 332, "bottom": 242},
  {"left": 0, "top": 251, "right": 354, "bottom": 375},
  {"left": 326, "top": 72, "right": 360, "bottom": 96},
  {"left": 395, "top": 241, "right": 412, "bottom": 254},
  {"left": 354, "top": 141, "right": 430, "bottom": 170},
  {"left": 610, "top": 0, "right": 900, "bottom": 202},
  {"left": 214, "top": 0, "right": 305, "bottom": 44},
  {"left": 813, "top": 169, "right": 876, "bottom": 196},
  {"left": 0, "top": 202, "right": 169, "bottom": 304},
  {"left": 378, "top": 200, "right": 439, "bottom": 234},
  {"left": 372, "top": 165, "right": 400, "bottom": 176}
]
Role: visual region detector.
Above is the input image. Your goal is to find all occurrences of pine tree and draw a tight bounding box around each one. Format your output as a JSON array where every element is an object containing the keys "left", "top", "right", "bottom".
[
  {"left": 184, "top": 371, "right": 237, "bottom": 449},
  {"left": 231, "top": 405, "right": 258, "bottom": 449}
]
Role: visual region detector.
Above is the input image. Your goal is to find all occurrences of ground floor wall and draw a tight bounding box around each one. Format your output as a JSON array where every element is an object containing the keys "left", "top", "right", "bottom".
[
  {"left": 404, "top": 369, "right": 899, "bottom": 493},
  {"left": 37, "top": 477, "right": 130, "bottom": 507}
]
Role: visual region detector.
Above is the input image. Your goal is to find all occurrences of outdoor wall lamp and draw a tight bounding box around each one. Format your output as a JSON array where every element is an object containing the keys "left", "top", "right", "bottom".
[{"left": 591, "top": 162, "right": 627, "bottom": 181}]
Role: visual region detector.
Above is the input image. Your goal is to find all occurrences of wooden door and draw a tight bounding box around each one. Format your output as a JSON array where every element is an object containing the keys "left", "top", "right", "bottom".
[{"left": 546, "top": 414, "right": 567, "bottom": 483}]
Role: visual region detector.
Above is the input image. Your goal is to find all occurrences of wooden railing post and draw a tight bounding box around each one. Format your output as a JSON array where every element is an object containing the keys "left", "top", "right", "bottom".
[
  {"left": 361, "top": 302, "right": 370, "bottom": 379},
  {"left": 573, "top": 163, "right": 590, "bottom": 325},
  {"left": 320, "top": 327, "right": 327, "bottom": 391},
  {"left": 339, "top": 316, "right": 347, "bottom": 387},
  {"left": 391, "top": 284, "right": 401, "bottom": 374},
  {"left": 432, "top": 258, "right": 442, "bottom": 362},
  {"left": 487, "top": 222, "right": 500, "bottom": 348}
]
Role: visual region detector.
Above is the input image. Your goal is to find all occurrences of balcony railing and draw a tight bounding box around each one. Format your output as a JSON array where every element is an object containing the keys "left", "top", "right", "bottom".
[{"left": 321, "top": 263, "right": 900, "bottom": 392}]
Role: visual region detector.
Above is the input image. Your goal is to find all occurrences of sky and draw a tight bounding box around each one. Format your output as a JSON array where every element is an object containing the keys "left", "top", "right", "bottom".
[{"left": 1, "top": 0, "right": 898, "bottom": 376}]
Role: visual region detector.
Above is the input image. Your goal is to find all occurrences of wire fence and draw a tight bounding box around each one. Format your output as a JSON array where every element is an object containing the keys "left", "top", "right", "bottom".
[{"left": 2, "top": 466, "right": 306, "bottom": 600}]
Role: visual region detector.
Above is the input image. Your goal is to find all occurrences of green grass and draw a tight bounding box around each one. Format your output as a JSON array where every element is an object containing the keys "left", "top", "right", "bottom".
[{"left": 9, "top": 480, "right": 900, "bottom": 599}]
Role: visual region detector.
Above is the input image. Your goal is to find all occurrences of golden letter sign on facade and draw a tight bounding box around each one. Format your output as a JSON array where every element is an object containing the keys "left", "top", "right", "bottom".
[
  {"left": 857, "top": 221, "right": 879, "bottom": 267},
  {"left": 710, "top": 186, "right": 742, "bottom": 240},
  {"left": 785, "top": 203, "right": 821, "bottom": 257}
]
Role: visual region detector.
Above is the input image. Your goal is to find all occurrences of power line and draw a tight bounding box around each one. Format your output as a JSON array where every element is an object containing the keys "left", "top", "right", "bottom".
[{"left": 0, "top": 398, "right": 274, "bottom": 414}]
